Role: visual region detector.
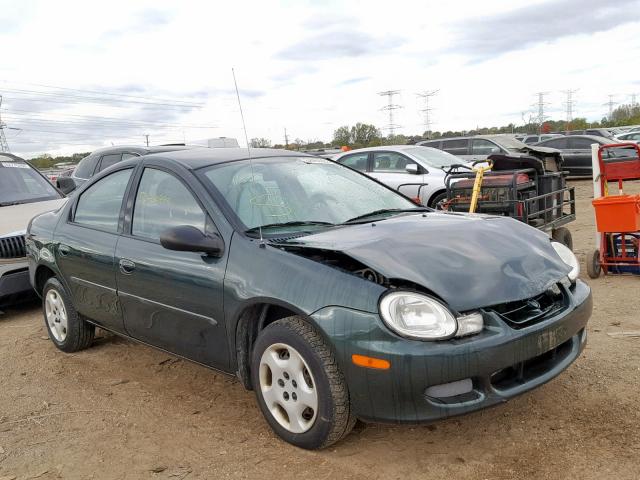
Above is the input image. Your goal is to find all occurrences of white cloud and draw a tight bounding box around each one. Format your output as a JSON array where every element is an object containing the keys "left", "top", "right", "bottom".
[{"left": 0, "top": 0, "right": 639, "bottom": 157}]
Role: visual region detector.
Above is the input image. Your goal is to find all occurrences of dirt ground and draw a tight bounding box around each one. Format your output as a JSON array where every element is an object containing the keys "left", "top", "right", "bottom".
[{"left": 1, "top": 180, "right": 639, "bottom": 480}]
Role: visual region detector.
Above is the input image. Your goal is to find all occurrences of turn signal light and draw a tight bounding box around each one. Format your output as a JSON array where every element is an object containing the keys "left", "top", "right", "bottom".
[{"left": 351, "top": 354, "right": 391, "bottom": 370}]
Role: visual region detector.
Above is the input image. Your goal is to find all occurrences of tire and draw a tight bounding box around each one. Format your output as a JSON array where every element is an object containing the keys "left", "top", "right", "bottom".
[
  {"left": 42, "top": 277, "right": 95, "bottom": 353},
  {"left": 429, "top": 191, "right": 448, "bottom": 210},
  {"left": 251, "top": 316, "right": 355, "bottom": 449},
  {"left": 552, "top": 227, "right": 573, "bottom": 250},
  {"left": 586, "top": 249, "right": 601, "bottom": 279}
]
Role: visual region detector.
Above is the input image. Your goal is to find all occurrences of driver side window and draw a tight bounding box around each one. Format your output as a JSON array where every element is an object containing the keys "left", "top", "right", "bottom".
[{"left": 132, "top": 168, "right": 206, "bottom": 241}]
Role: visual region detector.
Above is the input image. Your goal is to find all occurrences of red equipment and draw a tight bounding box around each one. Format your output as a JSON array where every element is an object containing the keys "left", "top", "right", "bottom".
[{"left": 587, "top": 142, "right": 640, "bottom": 278}]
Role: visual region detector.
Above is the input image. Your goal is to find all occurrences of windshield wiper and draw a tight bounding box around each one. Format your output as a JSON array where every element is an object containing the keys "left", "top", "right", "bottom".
[
  {"left": 342, "top": 207, "right": 429, "bottom": 224},
  {"left": 0, "top": 201, "right": 24, "bottom": 207},
  {"left": 245, "top": 221, "right": 335, "bottom": 236}
]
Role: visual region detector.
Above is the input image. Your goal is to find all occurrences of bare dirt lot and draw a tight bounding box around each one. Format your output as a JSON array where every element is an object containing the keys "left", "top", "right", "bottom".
[{"left": 1, "top": 180, "right": 639, "bottom": 480}]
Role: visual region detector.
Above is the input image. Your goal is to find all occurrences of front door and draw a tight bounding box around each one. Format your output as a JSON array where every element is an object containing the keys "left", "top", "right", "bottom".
[
  {"left": 55, "top": 168, "right": 134, "bottom": 332},
  {"left": 368, "top": 151, "right": 427, "bottom": 201},
  {"left": 115, "top": 166, "right": 229, "bottom": 369}
]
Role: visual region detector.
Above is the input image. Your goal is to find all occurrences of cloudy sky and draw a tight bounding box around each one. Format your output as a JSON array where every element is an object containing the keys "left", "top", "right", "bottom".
[{"left": 1, "top": 0, "right": 639, "bottom": 157}]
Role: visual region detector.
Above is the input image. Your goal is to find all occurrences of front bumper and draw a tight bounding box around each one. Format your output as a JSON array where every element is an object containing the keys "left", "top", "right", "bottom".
[{"left": 311, "top": 279, "right": 592, "bottom": 423}]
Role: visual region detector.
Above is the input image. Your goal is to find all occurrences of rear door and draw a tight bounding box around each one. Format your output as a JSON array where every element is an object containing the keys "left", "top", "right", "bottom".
[
  {"left": 565, "top": 137, "right": 594, "bottom": 176},
  {"left": 441, "top": 139, "right": 471, "bottom": 160},
  {"left": 335, "top": 152, "right": 370, "bottom": 173},
  {"left": 55, "top": 167, "right": 135, "bottom": 332},
  {"left": 470, "top": 139, "right": 503, "bottom": 161},
  {"left": 115, "top": 164, "right": 229, "bottom": 368}
]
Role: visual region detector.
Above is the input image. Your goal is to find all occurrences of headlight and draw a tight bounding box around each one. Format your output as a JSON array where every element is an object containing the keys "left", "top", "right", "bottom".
[
  {"left": 379, "top": 291, "right": 483, "bottom": 340},
  {"left": 551, "top": 241, "right": 579, "bottom": 281}
]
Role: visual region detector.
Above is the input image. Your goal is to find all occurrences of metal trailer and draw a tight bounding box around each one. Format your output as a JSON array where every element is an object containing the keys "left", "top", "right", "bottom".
[{"left": 443, "top": 153, "right": 576, "bottom": 249}]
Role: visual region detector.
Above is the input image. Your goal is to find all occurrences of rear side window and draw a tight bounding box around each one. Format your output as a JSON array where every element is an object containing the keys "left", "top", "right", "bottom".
[
  {"left": 132, "top": 168, "right": 205, "bottom": 241},
  {"left": 74, "top": 169, "right": 133, "bottom": 232},
  {"left": 524, "top": 136, "right": 539, "bottom": 144},
  {"left": 568, "top": 137, "right": 596, "bottom": 149},
  {"left": 338, "top": 152, "right": 368, "bottom": 172},
  {"left": 541, "top": 138, "right": 568, "bottom": 149},
  {"left": 122, "top": 152, "right": 140, "bottom": 161},
  {"left": 471, "top": 139, "right": 501, "bottom": 155},
  {"left": 419, "top": 140, "right": 441, "bottom": 149},
  {"left": 97, "top": 154, "right": 122, "bottom": 172},
  {"left": 372, "top": 152, "right": 411, "bottom": 172},
  {"left": 441, "top": 139, "right": 469, "bottom": 155},
  {"left": 73, "top": 155, "right": 96, "bottom": 179}
]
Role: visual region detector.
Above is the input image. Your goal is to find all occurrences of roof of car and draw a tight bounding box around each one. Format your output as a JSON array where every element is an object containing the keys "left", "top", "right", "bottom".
[
  {"left": 145, "top": 147, "right": 311, "bottom": 169},
  {"left": 333, "top": 145, "right": 425, "bottom": 157},
  {"left": 88, "top": 145, "right": 194, "bottom": 156},
  {"left": 541, "top": 134, "right": 610, "bottom": 143}
]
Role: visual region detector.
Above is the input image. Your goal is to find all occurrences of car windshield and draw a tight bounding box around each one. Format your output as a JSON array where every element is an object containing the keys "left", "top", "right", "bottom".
[
  {"left": 201, "top": 156, "right": 417, "bottom": 233},
  {"left": 403, "top": 146, "right": 462, "bottom": 168},
  {"left": 0, "top": 157, "right": 62, "bottom": 205}
]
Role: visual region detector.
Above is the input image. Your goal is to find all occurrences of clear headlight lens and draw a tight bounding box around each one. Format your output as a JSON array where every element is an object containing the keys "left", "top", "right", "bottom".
[
  {"left": 551, "top": 241, "right": 579, "bottom": 281},
  {"left": 379, "top": 291, "right": 483, "bottom": 340}
]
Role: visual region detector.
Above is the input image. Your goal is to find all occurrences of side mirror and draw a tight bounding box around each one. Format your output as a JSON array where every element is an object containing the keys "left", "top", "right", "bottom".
[
  {"left": 160, "top": 225, "right": 224, "bottom": 257},
  {"left": 57, "top": 176, "right": 77, "bottom": 195},
  {"left": 405, "top": 163, "right": 420, "bottom": 174}
]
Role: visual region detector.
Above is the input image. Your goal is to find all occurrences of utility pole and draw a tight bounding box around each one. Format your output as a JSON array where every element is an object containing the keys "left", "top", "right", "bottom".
[
  {"left": 562, "top": 89, "right": 578, "bottom": 133},
  {"left": 604, "top": 94, "right": 617, "bottom": 119},
  {"left": 532, "top": 91, "right": 550, "bottom": 134},
  {"left": 416, "top": 89, "right": 439, "bottom": 138},
  {"left": 144, "top": 134, "right": 149, "bottom": 147},
  {"left": 284, "top": 127, "right": 289, "bottom": 148},
  {"left": 0, "top": 95, "right": 9, "bottom": 153},
  {"left": 378, "top": 90, "right": 402, "bottom": 136}
]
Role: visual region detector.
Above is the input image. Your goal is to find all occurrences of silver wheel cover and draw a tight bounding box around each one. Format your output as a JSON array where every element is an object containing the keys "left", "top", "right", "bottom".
[
  {"left": 259, "top": 343, "right": 318, "bottom": 434},
  {"left": 45, "top": 289, "right": 68, "bottom": 342}
]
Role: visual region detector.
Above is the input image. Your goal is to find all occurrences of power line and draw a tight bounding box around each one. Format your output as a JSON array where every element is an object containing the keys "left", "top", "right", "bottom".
[
  {"left": 0, "top": 87, "right": 203, "bottom": 109},
  {"left": 0, "top": 80, "right": 204, "bottom": 106},
  {"left": 416, "top": 90, "right": 439, "bottom": 137},
  {"left": 604, "top": 94, "right": 617, "bottom": 118},
  {"left": 532, "top": 91, "right": 550, "bottom": 133},
  {"left": 562, "top": 89, "right": 578, "bottom": 131},
  {"left": 378, "top": 90, "right": 402, "bottom": 136},
  {"left": 0, "top": 95, "right": 9, "bottom": 152}
]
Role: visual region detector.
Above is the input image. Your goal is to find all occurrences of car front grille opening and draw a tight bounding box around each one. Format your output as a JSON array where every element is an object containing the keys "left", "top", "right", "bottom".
[
  {"left": 490, "top": 335, "right": 574, "bottom": 391},
  {"left": 0, "top": 235, "right": 26, "bottom": 259},
  {"left": 485, "top": 285, "right": 567, "bottom": 329}
]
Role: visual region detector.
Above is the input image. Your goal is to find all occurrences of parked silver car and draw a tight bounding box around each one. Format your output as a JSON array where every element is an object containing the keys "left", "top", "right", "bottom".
[
  {"left": 0, "top": 154, "right": 66, "bottom": 302},
  {"left": 333, "top": 145, "right": 467, "bottom": 207}
]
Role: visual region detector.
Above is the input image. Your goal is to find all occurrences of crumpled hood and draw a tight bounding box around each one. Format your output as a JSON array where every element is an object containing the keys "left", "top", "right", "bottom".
[
  {"left": 0, "top": 199, "right": 66, "bottom": 236},
  {"left": 275, "top": 213, "right": 570, "bottom": 312}
]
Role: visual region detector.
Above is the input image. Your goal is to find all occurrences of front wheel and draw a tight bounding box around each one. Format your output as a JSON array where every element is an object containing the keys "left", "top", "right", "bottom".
[
  {"left": 251, "top": 316, "right": 355, "bottom": 449},
  {"left": 552, "top": 227, "right": 573, "bottom": 251},
  {"left": 429, "top": 192, "right": 448, "bottom": 210}
]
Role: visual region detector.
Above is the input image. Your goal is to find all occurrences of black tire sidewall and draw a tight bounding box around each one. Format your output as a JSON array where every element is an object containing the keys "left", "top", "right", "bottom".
[
  {"left": 251, "top": 322, "right": 336, "bottom": 450},
  {"left": 430, "top": 192, "right": 448, "bottom": 209},
  {"left": 553, "top": 227, "right": 573, "bottom": 250}
]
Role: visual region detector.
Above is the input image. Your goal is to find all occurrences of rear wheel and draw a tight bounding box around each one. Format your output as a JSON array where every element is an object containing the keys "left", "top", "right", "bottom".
[
  {"left": 251, "top": 316, "right": 355, "bottom": 449},
  {"left": 586, "top": 249, "right": 601, "bottom": 279},
  {"left": 42, "top": 277, "right": 95, "bottom": 352},
  {"left": 552, "top": 227, "right": 573, "bottom": 250}
]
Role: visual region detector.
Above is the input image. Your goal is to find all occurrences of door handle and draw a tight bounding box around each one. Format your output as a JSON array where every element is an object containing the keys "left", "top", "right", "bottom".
[
  {"left": 58, "top": 244, "right": 70, "bottom": 257},
  {"left": 119, "top": 258, "right": 136, "bottom": 274}
]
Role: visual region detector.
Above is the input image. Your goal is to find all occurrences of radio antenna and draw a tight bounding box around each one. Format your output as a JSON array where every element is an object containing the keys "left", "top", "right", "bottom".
[{"left": 232, "top": 68, "right": 263, "bottom": 244}]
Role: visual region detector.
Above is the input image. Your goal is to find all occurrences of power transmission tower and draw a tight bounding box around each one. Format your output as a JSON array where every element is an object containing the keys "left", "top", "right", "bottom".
[
  {"left": 284, "top": 127, "right": 289, "bottom": 148},
  {"left": 0, "top": 95, "right": 9, "bottom": 153},
  {"left": 561, "top": 89, "right": 578, "bottom": 132},
  {"left": 532, "top": 91, "right": 550, "bottom": 133},
  {"left": 604, "top": 94, "right": 617, "bottom": 119},
  {"left": 416, "top": 90, "right": 439, "bottom": 138},
  {"left": 144, "top": 134, "right": 149, "bottom": 146},
  {"left": 378, "top": 90, "right": 402, "bottom": 136},
  {"left": 631, "top": 93, "right": 637, "bottom": 107}
]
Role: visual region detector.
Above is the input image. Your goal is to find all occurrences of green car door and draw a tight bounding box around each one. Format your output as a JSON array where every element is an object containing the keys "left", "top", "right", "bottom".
[{"left": 114, "top": 166, "right": 230, "bottom": 369}]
